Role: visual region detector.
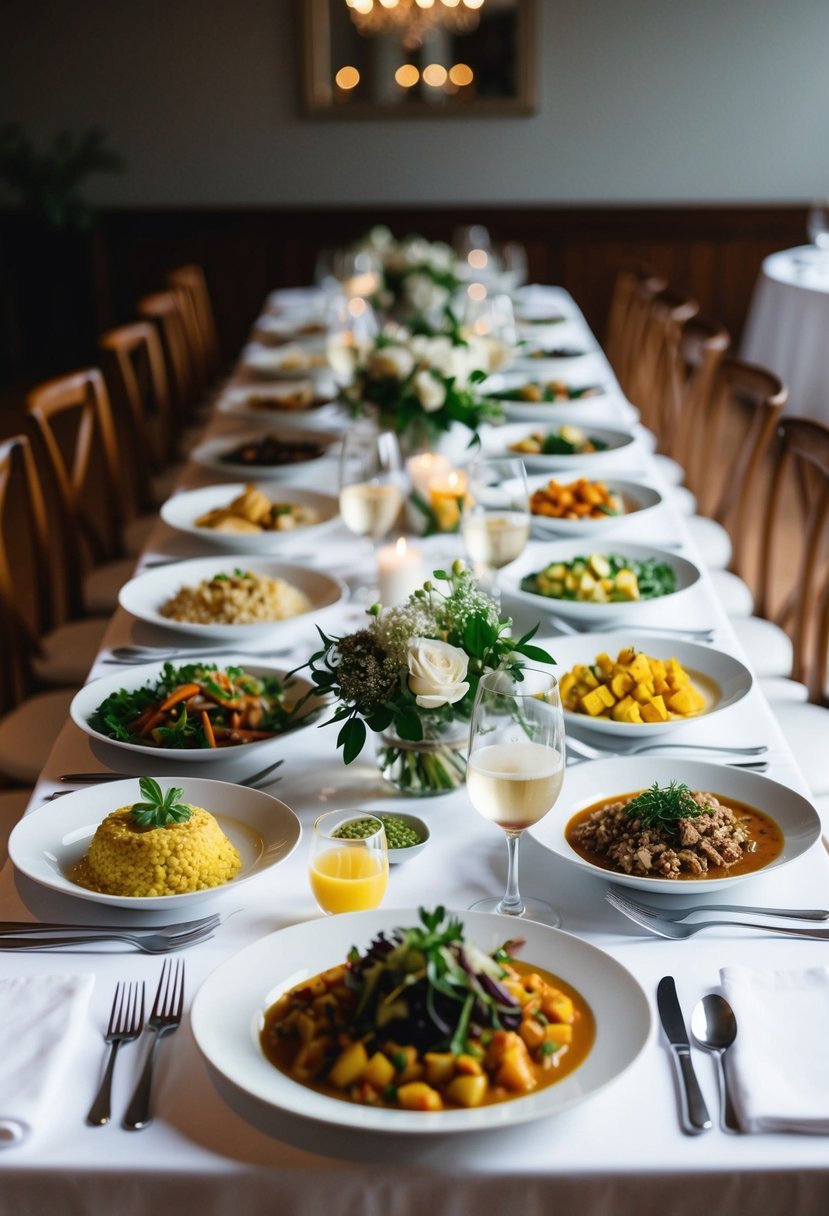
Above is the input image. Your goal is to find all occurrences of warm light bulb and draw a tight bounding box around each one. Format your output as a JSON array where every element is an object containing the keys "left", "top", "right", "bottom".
[
  {"left": 468, "top": 282, "right": 488, "bottom": 301},
  {"left": 416, "top": 0, "right": 435, "bottom": 8},
  {"left": 463, "top": 0, "right": 485, "bottom": 9},
  {"left": 449, "top": 62, "right": 473, "bottom": 86},
  {"left": 422, "top": 63, "right": 448, "bottom": 87},
  {"left": 468, "top": 248, "right": 488, "bottom": 269},
  {"left": 380, "top": 0, "right": 398, "bottom": 8},
  {"left": 395, "top": 63, "right": 420, "bottom": 87},
  {"left": 335, "top": 66, "right": 361, "bottom": 89}
]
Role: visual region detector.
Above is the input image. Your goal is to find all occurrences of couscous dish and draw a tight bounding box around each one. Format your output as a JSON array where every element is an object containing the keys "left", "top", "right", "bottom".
[{"left": 160, "top": 568, "right": 310, "bottom": 626}]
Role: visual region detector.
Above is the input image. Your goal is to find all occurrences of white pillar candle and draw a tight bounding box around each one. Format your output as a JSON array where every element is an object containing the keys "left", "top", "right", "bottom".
[
  {"left": 406, "top": 452, "right": 451, "bottom": 501},
  {"left": 376, "top": 537, "right": 424, "bottom": 606}
]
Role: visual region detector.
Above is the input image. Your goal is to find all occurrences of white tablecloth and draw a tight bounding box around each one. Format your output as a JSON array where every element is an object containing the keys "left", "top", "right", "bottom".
[
  {"left": 741, "top": 246, "right": 829, "bottom": 423},
  {"left": 1, "top": 287, "right": 828, "bottom": 1216}
]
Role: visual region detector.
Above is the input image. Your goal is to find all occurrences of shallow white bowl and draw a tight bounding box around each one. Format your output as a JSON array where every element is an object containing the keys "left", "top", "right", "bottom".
[
  {"left": 190, "top": 428, "right": 340, "bottom": 481},
  {"left": 546, "top": 631, "right": 753, "bottom": 738},
  {"left": 119, "top": 557, "right": 347, "bottom": 642},
  {"left": 160, "top": 483, "right": 341, "bottom": 554},
  {"left": 8, "top": 776, "right": 302, "bottom": 912},
  {"left": 217, "top": 383, "right": 344, "bottom": 430},
  {"left": 190, "top": 908, "right": 651, "bottom": 1133},
  {"left": 70, "top": 659, "right": 325, "bottom": 763},
  {"left": 530, "top": 757, "right": 821, "bottom": 895},
  {"left": 241, "top": 339, "right": 331, "bottom": 379},
  {"left": 482, "top": 419, "right": 638, "bottom": 472},
  {"left": 502, "top": 541, "right": 700, "bottom": 626},
  {"left": 525, "top": 472, "right": 662, "bottom": 538}
]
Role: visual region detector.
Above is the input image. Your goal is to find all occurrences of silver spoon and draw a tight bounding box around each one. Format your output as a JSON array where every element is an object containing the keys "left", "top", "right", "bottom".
[
  {"left": 691, "top": 995, "right": 740, "bottom": 1133},
  {"left": 104, "top": 644, "right": 293, "bottom": 664}
]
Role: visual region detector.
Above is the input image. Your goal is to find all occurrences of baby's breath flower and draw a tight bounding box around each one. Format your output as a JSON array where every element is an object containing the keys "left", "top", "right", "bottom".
[{"left": 371, "top": 601, "right": 438, "bottom": 667}]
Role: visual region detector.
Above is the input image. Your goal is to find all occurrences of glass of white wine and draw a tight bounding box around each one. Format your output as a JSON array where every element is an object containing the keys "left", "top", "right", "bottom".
[
  {"left": 462, "top": 456, "right": 530, "bottom": 596},
  {"left": 339, "top": 417, "right": 405, "bottom": 548},
  {"left": 466, "top": 667, "right": 565, "bottom": 926}
]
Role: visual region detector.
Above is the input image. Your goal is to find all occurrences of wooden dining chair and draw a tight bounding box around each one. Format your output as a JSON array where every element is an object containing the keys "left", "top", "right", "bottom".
[
  {"left": 0, "top": 435, "right": 98, "bottom": 786},
  {"left": 26, "top": 369, "right": 137, "bottom": 616},
  {"left": 628, "top": 284, "right": 699, "bottom": 447},
  {"left": 136, "top": 290, "right": 199, "bottom": 425},
  {"left": 605, "top": 262, "right": 667, "bottom": 395},
  {"left": 665, "top": 315, "right": 731, "bottom": 494},
  {"left": 168, "top": 263, "right": 223, "bottom": 383},
  {"left": 99, "top": 320, "right": 179, "bottom": 507}
]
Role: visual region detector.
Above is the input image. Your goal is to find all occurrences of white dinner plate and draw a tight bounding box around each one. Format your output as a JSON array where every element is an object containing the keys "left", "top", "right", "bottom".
[
  {"left": 525, "top": 472, "right": 662, "bottom": 538},
  {"left": 7, "top": 777, "right": 302, "bottom": 912},
  {"left": 482, "top": 420, "right": 638, "bottom": 472},
  {"left": 502, "top": 542, "right": 700, "bottom": 625},
  {"left": 70, "top": 659, "right": 325, "bottom": 763},
  {"left": 160, "top": 484, "right": 341, "bottom": 554},
  {"left": 118, "top": 557, "right": 347, "bottom": 642},
  {"left": 546, "top": 631, "right": 753, "bottom": 737},
  {"left": 217, "top": 383, "right": 345, "bottom": 430},
  {"left": 190, "top": 908, "right": 651, "bottom": 1134},
  {"left": 530, "top": 758, "right": 822, "bottom": 895},
  {"left": 510, "top": 348, "right": 603, "bottom": 380},
  {"left": 190, "top": 428, "right": 340, "bottom": 481},
  {"left": 241, "top": 340, "right": 331, "bottom": 379}
]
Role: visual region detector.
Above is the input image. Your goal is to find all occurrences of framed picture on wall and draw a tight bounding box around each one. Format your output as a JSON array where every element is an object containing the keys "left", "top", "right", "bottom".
[{"left": 300, "top": 0, "right": 537, "bottom": 118}]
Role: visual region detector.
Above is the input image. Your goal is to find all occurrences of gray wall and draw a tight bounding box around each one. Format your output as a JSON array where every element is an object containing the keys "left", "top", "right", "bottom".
[{"left": 2, "top": 0, "right": 828, "bottom": 206}]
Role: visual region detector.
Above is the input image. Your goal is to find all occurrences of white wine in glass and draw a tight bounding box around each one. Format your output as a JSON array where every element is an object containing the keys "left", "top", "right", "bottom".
[
  {"left": 339, "top": 418, "right": 404, "bottom": 544},
  {"left": 466, "top": 667, "right": 565, "bottom": 925},
  {"left": 462, "top": 457, "right": 530, "bottom": 590}
]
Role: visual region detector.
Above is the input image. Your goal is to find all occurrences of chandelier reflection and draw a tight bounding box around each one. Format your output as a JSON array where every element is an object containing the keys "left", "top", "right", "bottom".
[{"left": 345, "top": 0, "right": 485, "bottom": 50}]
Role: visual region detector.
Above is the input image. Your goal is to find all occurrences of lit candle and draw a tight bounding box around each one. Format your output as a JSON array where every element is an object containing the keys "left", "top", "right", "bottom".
[
  {"left": 376, "top": 537, "right": 424, "bottom": 606},
  {"left": 428, "top": 468, "right": 469, "bottom": 532},
  {"left": 406, "top": 452, "right": 451, "bottom": 500}
]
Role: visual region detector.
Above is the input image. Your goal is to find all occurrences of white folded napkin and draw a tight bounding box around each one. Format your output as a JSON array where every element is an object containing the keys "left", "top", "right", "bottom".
[
  {"left": 0, "top": 974, "right": 94, "bottom": 1147},
  {"left": 720, "top": 965, "right": 829, "bottom": 1134}
]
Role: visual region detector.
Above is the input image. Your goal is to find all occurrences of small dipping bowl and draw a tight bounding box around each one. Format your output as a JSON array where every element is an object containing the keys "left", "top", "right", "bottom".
[{"left": 381, "top": 812, "right": 430, "bottom": 864}]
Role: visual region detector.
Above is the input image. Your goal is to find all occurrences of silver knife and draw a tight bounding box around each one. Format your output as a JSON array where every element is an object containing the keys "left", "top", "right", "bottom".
[{"left": 656, "top": 976, "right": 712, "bottom": 1134}]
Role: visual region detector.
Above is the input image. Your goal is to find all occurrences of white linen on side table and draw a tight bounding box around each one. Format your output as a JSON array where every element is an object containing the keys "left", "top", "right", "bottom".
[
  {"left": 0, "top": 973, "right": 94, "bottom": 1146},
  {"left": 720, "top": 965, "right": 829, "bottom": 1134}
]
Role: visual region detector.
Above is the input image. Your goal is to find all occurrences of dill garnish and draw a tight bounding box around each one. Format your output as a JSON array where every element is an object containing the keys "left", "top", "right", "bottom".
[{"left": 624, "top": 781, "right": 702, "bottom": 831}]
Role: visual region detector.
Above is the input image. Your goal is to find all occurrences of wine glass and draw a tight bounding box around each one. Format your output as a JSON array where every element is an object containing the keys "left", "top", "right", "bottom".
[
  {"left": 496, "top": 241, "right": 529, "bottom": 292},
  {"left": 462, "top": 292, "right": 517, "bottom": 370},
  {"left": 462, "top": 456, "right": 530, "bottom": 596},
  {"left": 334, "top": 248, "right": 383, "bottom": 302},
  {"left": 466, "top": 668, "right": 565, "bottom": 925},
  {"left": 325, "top": 293, "right": 379, "bottom": 386},
  {"left": 339, "top": 417, "right": 405, "bottom": 546},
  {"left": 309, "top": 810, "right": 388, "bottom": 915},
  {"left": 454, "top": 224, "right": 492, "bottom": 277}
]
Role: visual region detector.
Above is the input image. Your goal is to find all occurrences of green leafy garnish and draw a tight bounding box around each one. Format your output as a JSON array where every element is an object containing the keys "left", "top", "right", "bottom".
[
  {"left": 130, "top": 777, "right": 192, "bottom": 827},
  {"left": 624, "top": 781, "right": 702, "bottom": 832}
]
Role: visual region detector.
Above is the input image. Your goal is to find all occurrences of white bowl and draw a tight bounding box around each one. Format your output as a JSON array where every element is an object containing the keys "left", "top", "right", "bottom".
[
  {"left": 7, "top": 776, "right": 302, "bottom": 912},
  {"left": 525, "top": 472, "right": 662, "bottom": 538},
  {"left": 190, "top": 428, "right": 340, "bottom": 481},
  {"left": 545, "top": 631, "right": 753, "bottom": 738},
  {"left": 160, "top": 483, "right": 341, "bottom": 554},
  {"left": 190, "top": 908, "right": 651, "bottom": 1133},
  {"left": 530, "top": 757, "right": 821, "bottom": 895},
  {"left": 118, "top": 557, "right": 347, "bottom": 642},
  {"left": 502, "top": 542, "right": 701, "bottom": 625},
  {"left": 217, "top": 383, "right": 345, "bottom": 430},
  {"left": 70, "top": 659, "right": 325, "bottom": 763},
  {"left": 241, "top": 339, "right": 331, "bottom": 379},
  {"left": 380, "top": 812, "right": 430, "bottom": 864},
  {"left": 482, "top": 419, "right": 638, "bottom": 472}
]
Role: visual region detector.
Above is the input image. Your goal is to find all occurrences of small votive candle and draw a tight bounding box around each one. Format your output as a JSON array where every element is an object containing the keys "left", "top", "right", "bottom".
[
  {"left": 376, "top": 537, "right": 424, "bottom": 606},
  {"left": 406, "top": 452, "right": 451, "bottom": 501},
  {"left": 428, "top": 469, "right": 469, "bottom": 532}
]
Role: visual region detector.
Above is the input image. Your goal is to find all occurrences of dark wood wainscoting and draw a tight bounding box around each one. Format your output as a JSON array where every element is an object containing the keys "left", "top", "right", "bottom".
[{"left": 0, "top": 203, "right": 809, "bottom": 387}]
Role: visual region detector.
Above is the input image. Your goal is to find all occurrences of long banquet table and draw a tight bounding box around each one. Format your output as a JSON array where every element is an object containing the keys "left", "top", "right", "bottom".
[{"left": 1, "top": 287, "right": 828, "bottom": 1216}]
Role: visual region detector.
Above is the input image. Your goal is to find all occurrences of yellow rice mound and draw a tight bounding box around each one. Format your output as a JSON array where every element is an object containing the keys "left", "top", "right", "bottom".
[{"left": 73, "top": 804, "right": 243, "bottom": 898}]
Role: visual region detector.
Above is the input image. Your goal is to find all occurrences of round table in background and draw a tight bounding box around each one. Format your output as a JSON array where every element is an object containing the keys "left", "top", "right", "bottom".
[{"left": 741, "top": 245, "right": 829, "bottom": 422}]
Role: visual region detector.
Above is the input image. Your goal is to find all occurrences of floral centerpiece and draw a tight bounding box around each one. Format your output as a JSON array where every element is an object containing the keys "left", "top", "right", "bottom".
[
  {"left": 355, "top": 225, "right": 461, "bottom": 324},
  {"left": 340, "top": 322, "right": 503, "bottom": 455},
  {"left": 299, "top": 561, "right": 554, "bottom": 796}
]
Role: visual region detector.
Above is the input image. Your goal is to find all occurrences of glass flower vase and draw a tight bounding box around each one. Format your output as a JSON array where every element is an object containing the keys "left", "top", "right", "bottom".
[{"left": 375, "top": 720, "right": 468, "bottom": 796}]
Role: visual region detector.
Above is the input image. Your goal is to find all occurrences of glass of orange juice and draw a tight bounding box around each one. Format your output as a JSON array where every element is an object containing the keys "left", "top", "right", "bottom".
[{"left": 309, "top": 811, "right": 389, "bottom": 915}]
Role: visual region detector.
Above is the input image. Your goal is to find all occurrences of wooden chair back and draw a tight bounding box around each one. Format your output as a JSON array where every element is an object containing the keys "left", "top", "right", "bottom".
[
  {"left": 168, "top": 264, "right": 222, "bottom": 382},
  {"left": 629, "top": 285, "right": 699, "bottom": 437},
  {"left": 99, "top": 321, "right": 176, "bottom": 506},
  {"left": 670, "top": 315, "right": 731, "bottom": 488},
  {"left": 26, "top": 369, "right": 125, "bottom": 617},
  {"left": 136, "top": 291, "right": 196, "bottom": 421},
  {"left": 605, "top": 263, "right": 667, "bottom": 397},
  {"left": 758, "top": 416, "right": 829, "bottom": 704},
  {"left": 0, "top": 435, "right": 52, "bottom": 710}
]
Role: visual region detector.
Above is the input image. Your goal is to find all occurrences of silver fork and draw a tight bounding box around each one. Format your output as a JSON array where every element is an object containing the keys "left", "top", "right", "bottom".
[
  {"left": 0, "top": 924, "right": 215, "bottom": 953},
  {"left": 86, "top": 981, "right": 145, "bottom": 1126},
  {"left": 123, "top": 959, "right": 185, "bottom": 1130},
  {"left": 605, "top": 888, "right": 829, "bottom": 922},
  {"left": 103, "top": 644, "right": 293, "bottom": 664},
  {"left": 56, "top": 756, "right": 284, "bottom": 791},
  {"left": 605, "top": 889, "right": 829, "bottom": 940},
  {"left": 566, "top": 735, "right": 768, "bottom": 767},
  {"left": 544, "top": 613, "right": 716, "bottom": 643}
]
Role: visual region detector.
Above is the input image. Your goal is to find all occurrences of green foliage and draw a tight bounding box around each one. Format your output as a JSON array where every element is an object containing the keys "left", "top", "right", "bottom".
[
  {"left": 0, "top": 125, "right": 124, "bottom": 230},
  {"left": 130, "top": 777, "right": 192, "bottom": 828}
]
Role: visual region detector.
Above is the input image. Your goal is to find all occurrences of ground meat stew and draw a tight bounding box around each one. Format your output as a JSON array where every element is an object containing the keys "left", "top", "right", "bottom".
[{"left": 566, "top": 789, "right": 783, "bottom": 879}]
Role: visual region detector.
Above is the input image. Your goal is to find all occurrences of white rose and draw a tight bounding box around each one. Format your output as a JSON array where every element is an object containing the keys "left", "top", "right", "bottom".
[
  {"left": 404, "top": 272, "right": 449, "bottom": 315},
  {"left": 368, "top": 345, "right": 415, "bottom": 380},
  {"left": 366, "top": 224, "right": 394, "bottom": 252},
  {"left": 407, "top": 638, "right": 470, "bottom": 709},
  {"left": 413, "top": 370, "right": 446, "bottom": 413}
]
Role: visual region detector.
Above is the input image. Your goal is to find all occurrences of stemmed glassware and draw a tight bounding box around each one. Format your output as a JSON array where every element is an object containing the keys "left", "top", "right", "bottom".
[
  {"left": 466, "top": 668, "right": 565, "bottom": 926},
  {"left": 462, "top": 455, "right": 530, "bottom": 598},
  {"left": 339, "top": 416, "right": 405, "bottom": 547}
]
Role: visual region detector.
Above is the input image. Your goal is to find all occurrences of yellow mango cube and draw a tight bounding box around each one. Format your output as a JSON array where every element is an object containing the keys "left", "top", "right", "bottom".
[
  {"left": 640, "top": 696, "right": 670, "bottom": 723},
  {"left": 616, "top": 647, "right": 637, "bottom": 667},
  {"left": 627, "top": 652, "right": 651, "bottom": 683},
  {"left": 446, "top": 1074, "right": 489, "bottom": 1108},
  {"left": 595, "top": 652, "right": 614, "bottom": 676},
  {"left": 615, "top": 569, "right": 640, "bottom": 600},
  {"left": 631, "top": 680, "right": 656, "bottom": 704},
  {"left": 581, "top": 685, "right": 615, "bottom": 716},
  {"left": 610, "top": 671, "right": 634, "bottom": 698}
]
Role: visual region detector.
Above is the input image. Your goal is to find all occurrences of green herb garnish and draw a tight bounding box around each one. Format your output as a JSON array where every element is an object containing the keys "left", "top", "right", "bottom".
[
  {"left": 624, "top": 781, "right": 702, "bottom": 832},
  {"left": 130, "top": 776, "right": 192, "bottom": 827}
]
